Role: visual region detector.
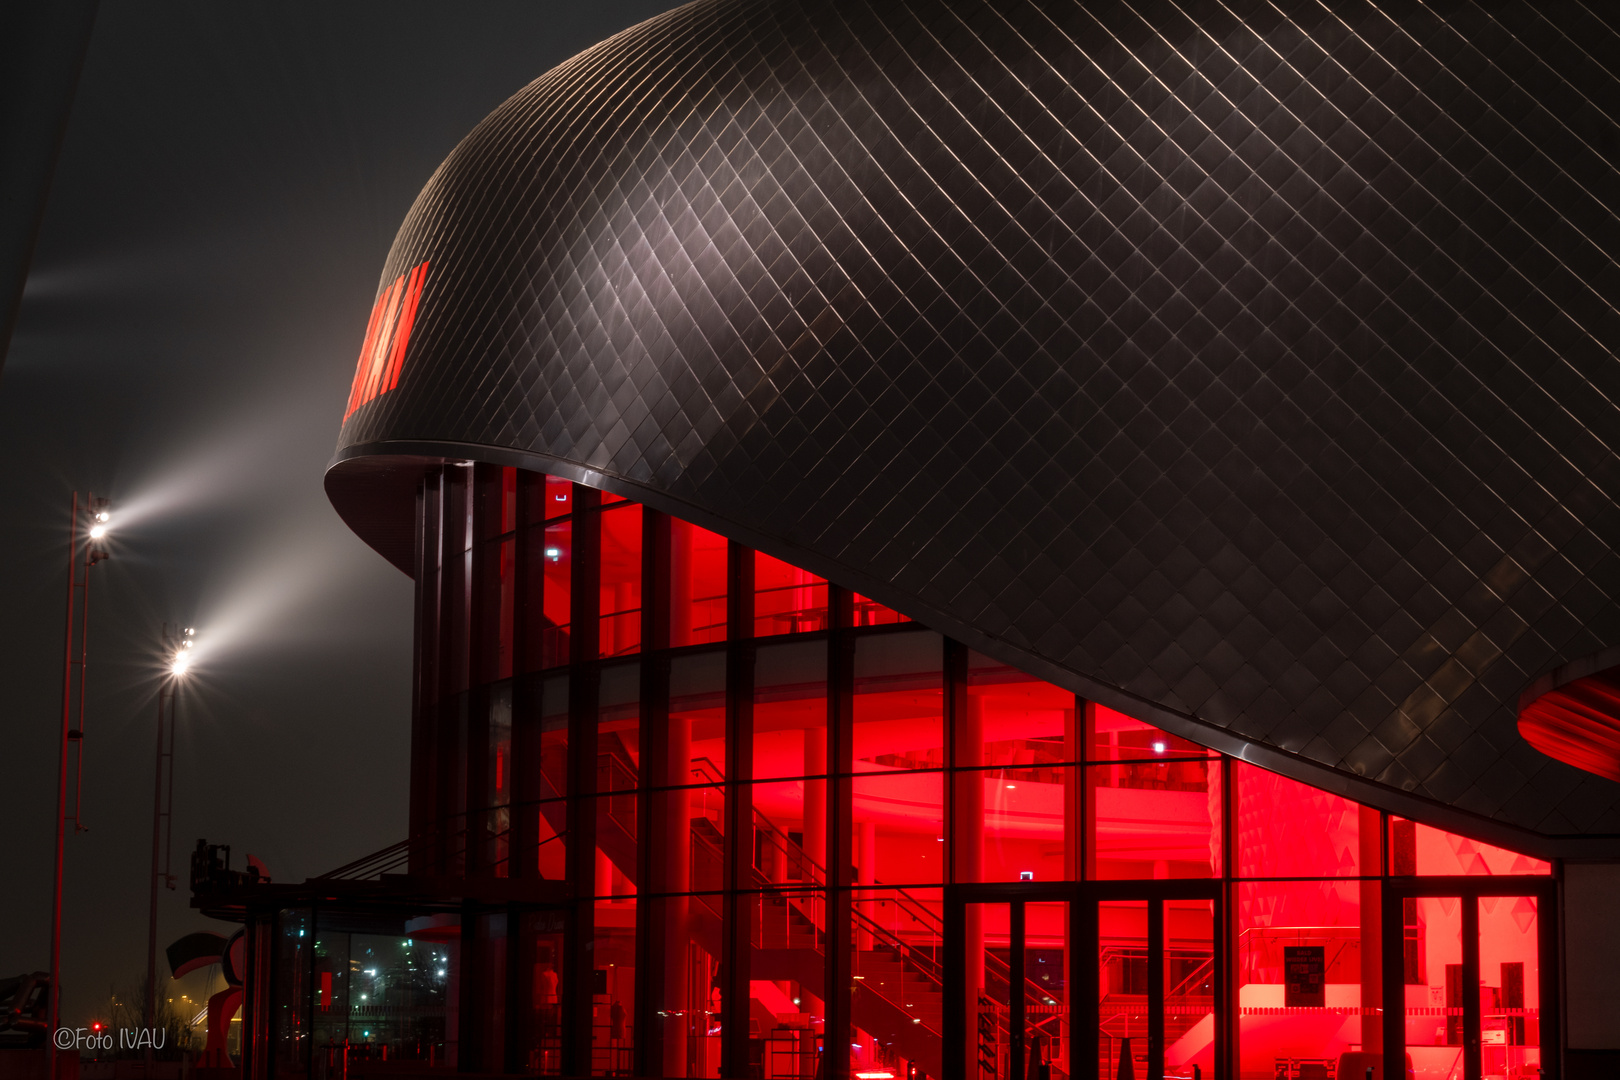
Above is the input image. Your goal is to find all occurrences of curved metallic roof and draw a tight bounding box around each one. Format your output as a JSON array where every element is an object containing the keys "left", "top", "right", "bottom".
[{"left": 328, "top": 0, "right": 1620, "bottom": 851}]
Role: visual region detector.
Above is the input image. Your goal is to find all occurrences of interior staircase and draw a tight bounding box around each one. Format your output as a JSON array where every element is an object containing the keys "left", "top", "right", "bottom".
[{"left": 586, "top": 750, "right": 1066, "bottom": 1080}]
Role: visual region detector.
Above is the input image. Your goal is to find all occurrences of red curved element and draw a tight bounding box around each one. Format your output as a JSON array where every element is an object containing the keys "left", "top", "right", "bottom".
[
  {"left": 199, "top": 986, "right": 243, "bottom": 1068},
  {"left": 1519, "top": 665, "right": 1620, "bottom": 783}
]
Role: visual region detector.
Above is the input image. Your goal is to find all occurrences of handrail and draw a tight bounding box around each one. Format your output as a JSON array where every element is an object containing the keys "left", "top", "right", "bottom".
[
  {"left": 318, "top": 838, "right": 415, "bottom": 881},
  {"left": 315, "top": 818, "right": 564, "bottom": 882}
]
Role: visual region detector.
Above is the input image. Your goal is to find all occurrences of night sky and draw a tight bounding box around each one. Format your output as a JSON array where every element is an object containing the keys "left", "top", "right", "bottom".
[{"left": 1, "top": 1, "right": 680, "bottom": 1027}]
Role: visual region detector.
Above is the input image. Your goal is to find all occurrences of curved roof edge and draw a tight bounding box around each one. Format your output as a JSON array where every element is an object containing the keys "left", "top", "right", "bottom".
[
  {"left": 330, "top": 439, "right": 1620, "bottom": 861},
  {"left": 1519, "top": 646, "right": 1620, "bottom": 786}
]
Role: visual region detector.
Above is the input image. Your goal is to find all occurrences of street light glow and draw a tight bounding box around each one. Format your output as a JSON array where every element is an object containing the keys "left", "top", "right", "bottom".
[
  {"left": 170, "top": 627, "right": 198, "bottom": 674},
  {"left": 89, "top": 524, "right": 107, "bottom": 539}
]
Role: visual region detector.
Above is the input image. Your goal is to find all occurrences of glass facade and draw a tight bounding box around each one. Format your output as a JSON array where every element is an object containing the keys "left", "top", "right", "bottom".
[{"left": 263, "top": 464, "right": 1555, "bottom": 1080}]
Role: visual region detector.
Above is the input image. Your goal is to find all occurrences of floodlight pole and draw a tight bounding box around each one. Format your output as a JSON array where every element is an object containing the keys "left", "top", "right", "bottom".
[
  {"left": 146, "top": 624, "right": 181, "bottom": 1064},
  {"left": 51, "top": 491, "right": 105, "bottom": 1080}
]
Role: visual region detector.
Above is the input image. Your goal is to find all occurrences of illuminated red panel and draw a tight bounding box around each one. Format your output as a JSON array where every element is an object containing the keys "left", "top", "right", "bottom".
[
  {"left": 1518, "top": 665, "right": 1620, "bottom": 782},
  {"left": 361, "top": 276, "right": 404, "bottom": 404},
  {"left": 342, "top": 259, "right": 430, "bottom": 421},
  {"left": 345, "top": 288, "right": 388, "bottom": 416},
  {"left": 382, "top": 261, "right": 426, "bottom": 391}
]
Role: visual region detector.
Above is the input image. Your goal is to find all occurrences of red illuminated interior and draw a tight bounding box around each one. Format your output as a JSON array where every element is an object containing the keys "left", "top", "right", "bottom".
[{"left": 389, "top": 464, "right": 1554, "bottom": 1080}]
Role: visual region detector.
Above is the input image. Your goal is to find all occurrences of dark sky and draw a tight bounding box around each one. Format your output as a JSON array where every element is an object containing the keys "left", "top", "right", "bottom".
[{"left": 1, "top": 1, "right": 680, "bottom": 1026}]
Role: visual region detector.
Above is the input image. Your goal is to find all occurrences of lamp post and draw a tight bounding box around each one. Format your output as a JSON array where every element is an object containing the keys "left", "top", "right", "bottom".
[
  {"left": 146, "top": 625, "right": 193, "bottom": 1063},
  {"left": 50, "top": 493, "right": 110, "bottom": 1080}
]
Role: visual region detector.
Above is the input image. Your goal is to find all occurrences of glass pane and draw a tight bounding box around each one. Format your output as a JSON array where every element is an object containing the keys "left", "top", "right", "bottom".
[
  {"left": 755, "top": 551, "right": 828, "bottom": 636},
  {"left": 1236, "top": 763, "right": 1361, "bottom": 877},
  {"left": 1096, "top": 900, "right": 1147, "bottom": 1080},
  {"left": 965, "top": 902, "right": 1012, "bottom": 1080},
  {"left": 599, "top": 504, "right": 642, "bottom": 658},
  {"left": 849, "top": 887, "right": 943, "bottom": 1079},
  {"left": 749, "top": 937, "right": 821, "bottom": 1080},
  {"left": 1086, "top": 703, "right": 1207, "bottom": 761},
  {"left": 470, "top": 913, "right": 508, "bottom": 1072},
  {"left": 1236, "top": 880, "right": 1365, "bottom": 1076},
  {"left": 540, "top": 520, "right": 572, "bottom": 668},
  {"left": 751, "top": 780, "right": 820, "bottom": 887},
  {"left": 641, "top": 893, "right": 710, "bottom": 1077},
  {"left": 853, "top": 630, "right": 943, "bottom": 773},
  {"left": 534, "top": 675, "right": 569, "bottom": 881},
  {"left": 479, "top": 534, "right": 516, "bottom": 682},
  {"left": 1164, "top": 899, "right": 1215, "bottom": 1080},
  {"left": 591, "top": 897, "right": 635, "bottom": 1076},
  {"left": 853, "top": 771, "right": 945, "bottom": 886},
  {"left": 1389, "top": 817, "right": 1552, "bottom": 876},
  {"left": 1088, "top": 758, "right": 1218, "bottom": 879},
  {"left": 754, "top": 640, "right": 828, "bottom": 782},
  {"left": 673, "top": 650, "right": 728, "bottom": 788},
  {"left": 311, "top": 929, "right": 349, "bottom": 1065},
  {"left": 966, "top": 654, "right": 1078, "bottom": 768},
  {"left": 598, "top": 661, "right": 640, "bottom": 791},
  {"left": 978, "top": 765, "right": 1073, "bottom": 884},
  {"left": 671, "top": 519, "right": 729, "bottom": 647},
  {"left": 535, "top": 799, "right": 567, "bottom": 880},
  {"left": 306, "top": 922, "right": 461, "bottom": 1074},
  {"left": 544, "top": 475, "right": 572, "bottom": 519},
  {"left": 376, "top": 932, "right": 452, "bottom": 1066},
  {"left": 538, "top": 674, "right": 569, "bottom": 800},
  {"left": 687, "top": 785, "right": 728, "bottom": 894},
  {"left": 488, "top": 683, "right": 512, "bottom": 876},
  {"left": 1404, "top": 897, "right": 1465, "bottom": 1080},
  {"left": 499, "top": 466, "right": 517, "bottom": 533},
  {"left": 592, "top": 791, "right": 637, "bottom": 895},
  {"left": 1025, "top": 901, "right": 1068, "bottom": 1080},
  {"left": 1480, "top": 895, "right": 1540, "bottom": 1079},
  {"left": 851, "top": 592, "right": 910, "bottom": 626},
  {"left": 520, "top": 911, "right": 566, "bottom": 1075}
]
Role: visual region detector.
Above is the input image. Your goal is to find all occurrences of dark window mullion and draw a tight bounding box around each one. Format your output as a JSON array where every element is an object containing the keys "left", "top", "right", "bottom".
[
  {"left": 633, "top": 509, "right": 669, "bottom": 1077},
  {"left": 825, "top": 584, "right": 855, "bottom": 1080},
  {"left": 561, "top": 484, "right": 600, "bottom": 1078},
  {"left": 720, "top": 539, "right": 755, "bottom": 1080}
]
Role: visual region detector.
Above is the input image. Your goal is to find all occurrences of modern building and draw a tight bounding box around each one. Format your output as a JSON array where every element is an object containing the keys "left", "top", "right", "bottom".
[{"left": 194, "top": 1, "right": 1620, "bottom": 1079}]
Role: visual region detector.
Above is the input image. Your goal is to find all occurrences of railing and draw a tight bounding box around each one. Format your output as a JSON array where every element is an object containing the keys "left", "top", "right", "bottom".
[
  {"left": 688, "top": 758, "right": 952, "bottom": 1034},
  {"left": 598, "top": 748, "right": 638, "bottom": 837},
  {"left": 314, "top": 813, "right": 564, "bottom": 882},
  {"left": 753, "top": 580, "right": 830, "bottom": 635}
]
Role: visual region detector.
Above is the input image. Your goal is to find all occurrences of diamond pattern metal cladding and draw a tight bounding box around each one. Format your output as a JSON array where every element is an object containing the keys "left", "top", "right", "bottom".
[{"left": 332, "top": 0, "right": 1620, "bottom": 841}]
